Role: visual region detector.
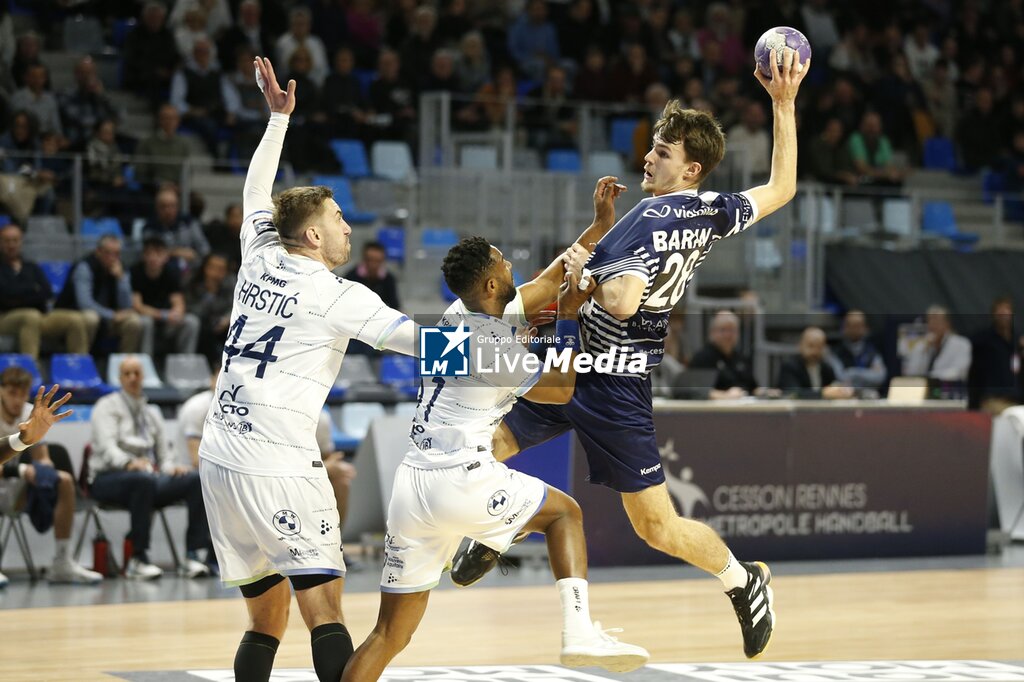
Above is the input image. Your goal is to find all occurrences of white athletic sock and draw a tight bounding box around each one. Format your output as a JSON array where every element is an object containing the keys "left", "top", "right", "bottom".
[
  {"left": 716, "top": 552, "right": 748, "bottom": 591},
  {"left": 54, "top": 539, "right": 70, "bottom": 564},
  {"left": 556, "top": 577, "right": 594, "bottom": 638}
]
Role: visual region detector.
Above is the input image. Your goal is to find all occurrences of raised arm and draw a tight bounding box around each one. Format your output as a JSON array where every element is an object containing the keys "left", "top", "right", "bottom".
[
  {"left": 745, "top": 49, "right": 810, "bottom": 219},
  {"left": 0, "top": 385, "right": 72, "bottom": 466},
  {"left": 243, "top": 57, "right": 296, "bottom": 219},
  {"left": 518, "top": 176, "right": 625, "bottom": 316}
]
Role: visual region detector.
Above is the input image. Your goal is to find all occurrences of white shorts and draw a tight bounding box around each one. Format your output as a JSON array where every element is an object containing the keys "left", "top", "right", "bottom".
[
  {"left": 200, "top": 459, "right": 345, "bottom": 587},
  {"left": 381, "top": 459, "right": 547, "bottom": 593}
]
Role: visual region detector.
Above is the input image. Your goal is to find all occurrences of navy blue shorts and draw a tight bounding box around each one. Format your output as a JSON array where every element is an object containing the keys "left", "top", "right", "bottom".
[{"left": 502, "top": 371, "right": 664, "bottom": 493}]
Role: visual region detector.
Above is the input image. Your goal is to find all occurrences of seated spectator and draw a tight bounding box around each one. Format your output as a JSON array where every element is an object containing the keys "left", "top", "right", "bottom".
[
  {"left": 168, "top": 0, "right": 232, "bottom": 39},
  {"left": 218, "top": 0, "right": 275, "bottom": 65},
  {"left": 55, "top": 234, "right": 144, "bottom": 353},
  {"left": 203, "top": 203, "right": 242, "bottom": 269},
  {"left": 322, "top": 46, "right": 369, "bottom": 140},
  {"left": 830, "top": 310, "right": 886, "bottom": 390},
  {"left": 922, "top": 59, "right": 958, "bottom": 139},
  {"left": 170, "top": 37, "right": 235, "bottom": 156},
  {"left": 667, "top": 9, "right": 702, "bottom": 62},
  {"left": 609, "top": 44, "right": 659, "bottom": 106},
  {"left": 225, "top": 46, "right": 269, "bottom": 159},
  {"left": 903, "top": 305, "right": 972, "bottom": 383},
  {"left": 805, "top": 118, "right": 858, "bottom": 185},
  {"left": 141, "top": 186, "right": 210, "bottom": 266},
  {"left": 367, "top": 48, "right": 417, "bottom": 142},
  {"left": 185, "top": 253, "right": 234, "bottom": 367},
  {"left": 423, "top": 49, "right": 460, "bottom": 94},
  {"left": 59, "top": 56, "right": 120, "bottom": 152},
  {"left": 400, "top": 6, "right": 442, "bottom": 90},
  {"left": 829, "top": 22, "right": 878, "bottom": 84},
  {"left": 777, "top": 327, "right": 855, "bottom": 399},
  {"left": 957, "top": 87, "right": 1003, "bottom": 172},
  {"left": 285, "top": 47, "right": 336, "bottom": 174},
  {"left": 849, "top": 111, "right": 905, "bottom": 186},
  {"left": 0, "top": 111, "right": 57, "bottom": 219},
  {"left": 903, "top": 23, "right": 940, "bottom": 84},
  {"left": 85, "top": 119, "right": 134, "bottom": 220},
  {"left": 173, "top": 7, "right": 218, "bottom": 67},
  {"left": 89, "top": 356, "right": 212, "bottom": 580},
  {"left": 455, "top": 31, "right": 491, "bottom": 95},
  {"left": 135, "top": 104, "right": 193, "bottom": 188},
  {"left": 524, "top": 65, "right": 577, "bottom": 151},
  {"left": 0, "top": 224, "right": 89, "bottom": 358},
  {"left": 276, "top": 6, "right": 329, "bottom": 87},
  {"left": 123, "top": 1, "right": 179, "bottom": 105},
  {"left": 726, "top": 101, "right": 771, "bottom": 181},
  {"left": 130, "top": 238, "right": 200, "bottom": 358},
  {"left": 699, "top": 3, "right": 746, "bottom": 76},
  {"left": 11, "top": 31, "right": 42, "bottom": 90},
  {"left": 574, "top": 46, "right": 613, "bottom": 103},
  {"left": 11, "top": 64, "right": 63, "bottom": 141},
  {"left": 346, "top": 0, "right": 384, "bottom": 67},
  {"left": 690, "top": 311, "right": 760, "bottom": 399},
  {"left": 507, "top": 0, "right": 561, "bottom": 82},
  {"left": 474, "top": 65, "right": 520, "bottom": 131},
  {"left": 177, "top": 386, "right": 357, "bottom": 529},
  {"left": 0, "top": 367, "right": 102, "bottom": 585},
  {"left": 968, "top": 296, "right": 1023, "bottom": 414},
  {"left": 344, "top": 241, "right": 401, "bottom": 309}
]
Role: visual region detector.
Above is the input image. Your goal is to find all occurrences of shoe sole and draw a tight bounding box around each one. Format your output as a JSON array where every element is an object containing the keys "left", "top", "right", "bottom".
[
  {"left": 748, "top": 561, "right": 776, "bottom": 660},
  {"left": 561, "top": 652, "right": 649, "bottom": 673}
]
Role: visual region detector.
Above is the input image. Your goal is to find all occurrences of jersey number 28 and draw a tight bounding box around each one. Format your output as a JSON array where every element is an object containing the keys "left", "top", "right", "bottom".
[{"left": 646, "top": 250, "right": 700, "bottom": 310}]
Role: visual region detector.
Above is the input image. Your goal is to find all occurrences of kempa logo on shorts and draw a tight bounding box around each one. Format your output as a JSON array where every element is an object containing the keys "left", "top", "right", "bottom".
[
  {"left": 487, "top": 490, "right": 510, "bottom": 516},
  {"left": 272, "top": 509, "right": 301, "bottom": 536},
  {"left": 419, "top": 326, "right": 649, "bottom": 378},
  {"left": 641, "top": 463, "right": 663, "bottom": 476}
]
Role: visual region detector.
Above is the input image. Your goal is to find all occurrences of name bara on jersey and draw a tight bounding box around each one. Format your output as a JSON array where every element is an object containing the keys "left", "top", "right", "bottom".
[{"left": 652, "top": 227, "right": 714, "bottom": 252}]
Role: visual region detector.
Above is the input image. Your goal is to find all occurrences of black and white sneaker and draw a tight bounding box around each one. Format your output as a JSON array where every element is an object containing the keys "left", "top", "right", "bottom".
[
  {"left": 449, "top": 539, "right": 505, "bottom": 587},
  {"left": 725, "top": 561, "right": 775, "bottom": 659}
]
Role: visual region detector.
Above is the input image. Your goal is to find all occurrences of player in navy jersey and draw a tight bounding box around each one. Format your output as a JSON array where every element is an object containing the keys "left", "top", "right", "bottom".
[{"left": 451, "top": 48, "right": 810, "bottom": 659}]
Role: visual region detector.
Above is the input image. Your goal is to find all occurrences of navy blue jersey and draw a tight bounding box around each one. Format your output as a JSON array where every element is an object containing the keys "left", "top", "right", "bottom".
[{"left": 581, "top": 189, "right": 759, "bottom": 376}]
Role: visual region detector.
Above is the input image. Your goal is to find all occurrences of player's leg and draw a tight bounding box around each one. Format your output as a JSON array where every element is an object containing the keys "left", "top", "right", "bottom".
[
  {"left": 342, "top": 591, "right": 431, "bottom": 682},
  {"left": 470, "top": 470, "right": 647, "bottom": 673},
  {"left": 236, "top": 574, "right": 291, "bottom": 682},
  {"left": 621, "top": 483, "right": 774, "bottom": 658},
  {"left": 293, "top": 574, "right": 353, "bottom": 682},
  {"left": 492, "top": 421, "right": 521, "bottom": 462},
  {"left": 323, "top": 452, "right": 355, "bottom": 528}
]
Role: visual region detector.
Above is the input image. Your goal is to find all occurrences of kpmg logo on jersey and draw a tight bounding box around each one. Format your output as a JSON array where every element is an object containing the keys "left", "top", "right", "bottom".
[{"left": 419, "top": 325, "right": 471, "bottom": 376}]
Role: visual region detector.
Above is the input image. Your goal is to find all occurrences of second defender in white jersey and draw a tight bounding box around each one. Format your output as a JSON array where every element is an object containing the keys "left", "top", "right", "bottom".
[
  {"left": 343, "top": 237, "right": 649, "bottom": 681},
  {"left": 197, "top": 57, "right": 416, "bottom": 682}
]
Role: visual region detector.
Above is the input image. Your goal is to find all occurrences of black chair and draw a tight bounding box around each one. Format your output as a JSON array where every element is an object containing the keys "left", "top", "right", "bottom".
[{"left": 0, "top": 450, "right": 37, "bottom": 580}]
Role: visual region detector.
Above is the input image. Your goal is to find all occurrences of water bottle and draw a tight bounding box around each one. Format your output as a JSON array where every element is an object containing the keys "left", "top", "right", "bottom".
[{"left": 92, "top": 531, "right": 109, "bottom": 577}]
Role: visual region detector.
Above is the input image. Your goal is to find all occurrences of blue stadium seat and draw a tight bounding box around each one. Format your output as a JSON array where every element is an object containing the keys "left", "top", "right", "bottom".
[
  {"left": 81, "top": 217, "right": 123, "bottom": 239},
  {"left": 50, "top": 354, "right": 112, "bottom": 395},
  {"left": 379, "top": 355, "right": 419, "bottom": 398},
  {"left": 39, "top": 261, "right": 72, "bottom": 295},
  {"left": 0, "top": 354, "right": 43, "bottom": 389},
  {"left": 376, "top": 226, "right": 405, "bottom": 263},
  {"left": 982, "top": 170, "right": 1006, "bottom": 204},
  {"left": 440, "top": 276, "right": 458, "bottom": 302},
  {"left": 111, "top": 18, "right": 136, "bottom": 47},
  {"left": 921, "top": 201, "right": 979, "bottom": 248},
  {"left": 546, "top": 149, "right": 582, "bottom": 173},
  {"left": 329, "top": 139, "right": 371, "bottom": 179},
  {"left": 610, "top": 118, "right": 641, "bottom": 157},
  {"left": 311, "top": 175, "right": 377, "bottom": 224},
  {"left": 353, "top": 69, "right": 376, "bottom": 97},
  {"left": 421, "top": 227, "right": 459, "bottom": 250},
  {"left": 922, "top": 137, "right": 957, "bottom": 172},
  {"left": 0, "top": 215, "right": 10, "bottom": 227}
]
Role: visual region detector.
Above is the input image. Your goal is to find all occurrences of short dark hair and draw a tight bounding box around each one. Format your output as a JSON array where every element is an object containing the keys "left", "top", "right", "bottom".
[
  {"left": 653, "top": 99, "right": 725, "bottom": 181},
  {"left": 992, "top": 295, "right": 1014, "bottom": 313},
  {"left": 363, "top": 241, "right": 385, "bottom": 254},
  {"left": 0, "top": 366, "right": 32, "bottom": 389},
  {"left": 273, "top": 186, "right": 334, "bottom": 240},
  {"left": 442, "top": 236, "right": 492, "bottom": 298},
  {"left": 142, "top": 236, "right": 168, "bottom": 251}
]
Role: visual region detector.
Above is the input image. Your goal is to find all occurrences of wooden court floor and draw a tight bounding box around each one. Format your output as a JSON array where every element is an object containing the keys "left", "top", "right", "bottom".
[{"left": 2, "top": 567, "right": 1022, "bottom": 681}]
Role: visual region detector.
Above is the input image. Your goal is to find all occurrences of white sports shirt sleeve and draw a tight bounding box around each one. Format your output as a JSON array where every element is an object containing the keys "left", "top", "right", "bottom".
[{"left": 199, "top": 113, "right": 413, "bottom": 477}]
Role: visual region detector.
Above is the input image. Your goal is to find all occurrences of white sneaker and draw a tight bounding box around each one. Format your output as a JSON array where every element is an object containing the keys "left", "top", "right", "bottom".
[
  {"left": 0, "top": 570, "right": 8, "bottom": 588},
  {"left": 560, "top": 621, "right": 649, "bottom": 673},
  {"left": 49, "top": 560, "right": 103, "bottom": 584},
  {"left": 125, "top": 557, "right": 163, "bottom": 580},
  {"left": 180, "top": 557, "right": 211, "bottom": 579}
]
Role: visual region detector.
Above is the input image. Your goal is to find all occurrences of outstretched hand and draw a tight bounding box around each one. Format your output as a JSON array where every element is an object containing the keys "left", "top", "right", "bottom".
[
  {"left": 754, "top": 48, "right": 810, "bottom": 104},
  {"left": 254, "top": 56, "right": 296, "bottom": 116},
  {"left": 18, "top": 385, "right": 73, "bottom": 447}
]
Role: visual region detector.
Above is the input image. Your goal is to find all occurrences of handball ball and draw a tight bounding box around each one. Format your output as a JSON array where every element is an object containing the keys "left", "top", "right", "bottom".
[{"left": 754, "top": 26, "right": 811, "bottom": 78}]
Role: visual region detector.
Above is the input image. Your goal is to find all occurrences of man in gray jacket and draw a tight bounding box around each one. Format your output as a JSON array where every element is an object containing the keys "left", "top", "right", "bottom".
[{"left": 89, "top": 356, "right": 210, "bottom": 579}]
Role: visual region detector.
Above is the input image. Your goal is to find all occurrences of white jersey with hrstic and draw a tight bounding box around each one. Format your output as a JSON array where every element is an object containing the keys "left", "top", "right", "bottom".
[
  {"left": 402, "top": 295, "right": 540, "bottom": 471},
  {"left": 199, "top": 113, "right": 412, "bottom": 478}
]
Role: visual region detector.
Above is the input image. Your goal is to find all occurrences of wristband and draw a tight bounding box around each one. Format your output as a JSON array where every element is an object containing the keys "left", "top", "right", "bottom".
[
  {"left": 554, "top": 319, "right": 580, "bottom": 353},
  {"left": 9, "top": 433, "right": 29, "bottom": 452}
]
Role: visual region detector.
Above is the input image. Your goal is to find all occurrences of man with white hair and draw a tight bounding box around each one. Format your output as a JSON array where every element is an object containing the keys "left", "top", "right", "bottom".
[
  {"left": 275, "top": 6, "right": 328, "bottom": 86},
  {"left": 904, "top": 305, "right": 972, "bottom": 383},
  {"left": 689, "top": 310, "right": 759, "bottom": 398}
]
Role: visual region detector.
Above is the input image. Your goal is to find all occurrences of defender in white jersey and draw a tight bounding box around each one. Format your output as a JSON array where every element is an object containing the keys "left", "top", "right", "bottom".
[
  {"left": 198, "top": 58, "right": 417, "bottom": 682},
  {"left": 343, "top": 238, "right": 649, "bottom": 681}
]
